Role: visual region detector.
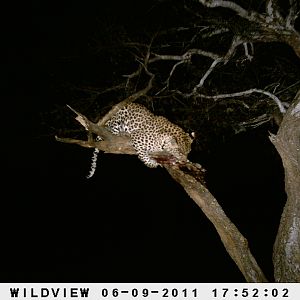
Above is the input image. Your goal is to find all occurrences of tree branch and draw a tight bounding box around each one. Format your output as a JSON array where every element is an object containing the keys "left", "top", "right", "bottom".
[
  {"left": 198, "top": 0, "right": 264, "bottom": 23},
  {"left": 165, "top": 165, "right": 268, "bottom": 282},
  {"left": 152, "top": 35, "right": 244, "bottom": 92},
  {"left": 187, "top": 88, "right": 286, "bottom": 113},
  {"left": 193, "top": 58, "right": 222, "bottom": 91},
  {"left": 150, "top": 48, "right": 224, "bottom": 91},
  {"left": 55, "top": 134, "right": 136, "bottom": 155},
  {"left": 192, "top": 36, "right": 245, "bottom": 90}
]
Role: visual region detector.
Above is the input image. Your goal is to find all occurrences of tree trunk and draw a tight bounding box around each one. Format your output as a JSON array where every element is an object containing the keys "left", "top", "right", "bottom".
[{"left": 271, "top": 90, "right": 300, "bottom": 282}]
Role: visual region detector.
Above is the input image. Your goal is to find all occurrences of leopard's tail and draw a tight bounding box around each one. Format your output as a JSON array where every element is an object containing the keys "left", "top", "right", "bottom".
[{"left": 86, "top": 146, "right": 100, "bottom": 179}]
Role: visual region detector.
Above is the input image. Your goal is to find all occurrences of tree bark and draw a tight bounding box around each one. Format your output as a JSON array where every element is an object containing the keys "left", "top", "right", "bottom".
[{"left": 271, "top": 90, "right": 300, "bottom": 282}]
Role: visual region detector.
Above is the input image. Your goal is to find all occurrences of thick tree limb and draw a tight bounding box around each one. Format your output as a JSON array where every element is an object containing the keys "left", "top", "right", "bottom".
[
  {"left": 270, "top": 90, "right": 300, "bottom": 282},
  {"left": 56, "top": 107, "right": 136, "bottom": 155},
  {"left": 55, "top": 134, "right": 136, "bottom": 155},
  {"left": 165, "top": 165, "right": 268, "bottom": 282}
]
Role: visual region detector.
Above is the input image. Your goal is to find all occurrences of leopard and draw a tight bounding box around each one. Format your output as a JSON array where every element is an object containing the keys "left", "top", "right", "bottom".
[{"left": 104, "top": 103, "right": 193, "bottom": 168}]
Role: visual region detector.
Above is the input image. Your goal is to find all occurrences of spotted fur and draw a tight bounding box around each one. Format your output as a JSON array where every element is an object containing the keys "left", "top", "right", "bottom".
[{"left": 105, "top": 103, "right": 193, "bottom": 168}]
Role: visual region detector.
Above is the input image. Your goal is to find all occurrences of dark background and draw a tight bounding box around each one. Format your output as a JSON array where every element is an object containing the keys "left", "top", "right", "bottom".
[{"left": 1, "top": 0, "right": 292, "bottom": 282}]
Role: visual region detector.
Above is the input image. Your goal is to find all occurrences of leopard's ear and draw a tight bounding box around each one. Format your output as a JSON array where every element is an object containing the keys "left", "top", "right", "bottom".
[{"left": 190, "top": 132, "right": 196, "bottom": 139}]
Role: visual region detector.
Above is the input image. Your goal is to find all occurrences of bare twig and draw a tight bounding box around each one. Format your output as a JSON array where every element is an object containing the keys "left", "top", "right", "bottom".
[
  {"left": 201, "top": 27, "right": 230, "bottom": 39},
  {"left": 123, "top": 64, "right": 144, "bottom": 88},
  {"left": 156, "top": 60, "right": 186, "bottom": 95},
  {"left": 73, "top": 83, "right": 126, "bottom": 96},
  {"left": 243, "top": 42, "right": 254, "bottom": 61},
  {"left": 194, "top": 58, "right": 222, "bottom": 91}
]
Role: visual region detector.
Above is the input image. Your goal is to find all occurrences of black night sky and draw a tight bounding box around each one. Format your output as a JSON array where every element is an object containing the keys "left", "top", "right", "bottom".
[{"left": 2, "top": 0, "right": 295, "bottom": 283}]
